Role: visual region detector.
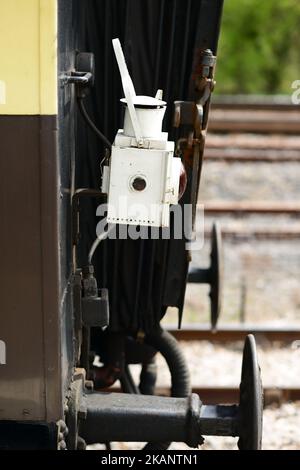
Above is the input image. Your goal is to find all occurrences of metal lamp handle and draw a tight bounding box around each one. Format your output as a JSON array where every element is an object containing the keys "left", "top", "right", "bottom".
[{"left": 112, "top": 38, "right": 144, "bottom": 146}]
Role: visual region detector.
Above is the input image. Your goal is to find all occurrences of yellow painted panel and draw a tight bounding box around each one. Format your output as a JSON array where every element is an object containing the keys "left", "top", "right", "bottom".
[{"left": 0, "top": 0, "right": 57, "bottom": 115}]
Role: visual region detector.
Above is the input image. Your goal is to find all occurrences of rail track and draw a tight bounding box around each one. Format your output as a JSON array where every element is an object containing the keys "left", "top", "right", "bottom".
[
  {"left": 200, "top": 100, "right": 300, "bottom": 237},
  {"left": 167, "top": 324, "right": 300, "bottom": 343},
  {"left": 207, "top": 134, "right": 300, "bottom": 150},
  {"left": 209, "top": 109, "right": 300, "bottom": 134},
  {"left": 210, "top": 97, "right": 300, "bottom": 134},
  {"left": 211, "top": 95, "right": 297, "bottom": 112},
  {"left": 155, "top": 386, "right": 300, "bottom": 405},
  {"left": 204, "top": 148, "right": 300, "bottom": 163},
  {"left": 203, "top": 225, "right": 300, "bottom": 240},
  {"left": 205, "top": 98, "right": 300, "bottom": 163},
  {"left": 201, "top": 201, "right": 300, "bottom": 215},
  {"left": 108, "top": 385, "right": 300, "bottom": 406}
]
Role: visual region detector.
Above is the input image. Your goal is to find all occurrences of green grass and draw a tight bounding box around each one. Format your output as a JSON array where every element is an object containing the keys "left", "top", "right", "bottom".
[{"left": 215, "top": 0, "right": 300, "bottom": 95}]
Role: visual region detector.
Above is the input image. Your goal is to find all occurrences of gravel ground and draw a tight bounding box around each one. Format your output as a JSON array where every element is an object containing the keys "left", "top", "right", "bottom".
[
  {"left": 149, "top": 340, "right": 300, "bottom": 388},
  {"left": 199, "top": 161, "right": 300, "bottom": 202}
]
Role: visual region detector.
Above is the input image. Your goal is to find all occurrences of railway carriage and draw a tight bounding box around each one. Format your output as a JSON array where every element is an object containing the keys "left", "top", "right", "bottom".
[{"left": 0, "top": 0, "right": 263, "bottom": 450}]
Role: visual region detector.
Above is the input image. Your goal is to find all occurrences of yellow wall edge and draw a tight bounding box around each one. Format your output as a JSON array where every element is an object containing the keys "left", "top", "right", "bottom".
[{"left": 0, "top": 0, "right": 57, "bottom": 115}]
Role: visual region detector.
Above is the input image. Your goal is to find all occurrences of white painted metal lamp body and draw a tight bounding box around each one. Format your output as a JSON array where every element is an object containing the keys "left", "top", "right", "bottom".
[{"left": 101, "top": 39, "right": 181, "bottom": 227}]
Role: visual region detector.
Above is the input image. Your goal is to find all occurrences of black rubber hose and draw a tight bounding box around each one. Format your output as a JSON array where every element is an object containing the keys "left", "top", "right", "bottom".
[
  {"left": 77, "top": 97, "right": 112, "bottom": 150},
  {"left": 142, "top": 328, "right": 191, "bottom": 450},
  {"left": 139, "top": 357, "right": 157, "bottom": 396},
  {"left": 145, "top": 328, "right": 191, "bottom": 397}
]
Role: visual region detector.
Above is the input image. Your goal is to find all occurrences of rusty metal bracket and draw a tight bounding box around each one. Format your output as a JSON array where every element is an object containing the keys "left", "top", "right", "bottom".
[
  {"left": 174, "top": 49, "right": 216, "bottom": 137},
  {"left": 173, "top": 49, "right": 217, "bottom": 227}
]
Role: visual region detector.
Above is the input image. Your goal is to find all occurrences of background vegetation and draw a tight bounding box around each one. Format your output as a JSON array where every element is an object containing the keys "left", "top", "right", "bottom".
[{"left": 215, "top": 0, "right": 300, "bottom": 95}]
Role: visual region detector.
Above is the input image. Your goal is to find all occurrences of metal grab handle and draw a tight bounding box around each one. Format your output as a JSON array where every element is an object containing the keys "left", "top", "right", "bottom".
[{"left": 62, "top": 71, "right": 93, "bottom": 85}]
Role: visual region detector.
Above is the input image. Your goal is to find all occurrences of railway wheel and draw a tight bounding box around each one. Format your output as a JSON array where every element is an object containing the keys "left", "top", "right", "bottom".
[{"left": 188, "top": 222, "right": 223, "bottom": 330}]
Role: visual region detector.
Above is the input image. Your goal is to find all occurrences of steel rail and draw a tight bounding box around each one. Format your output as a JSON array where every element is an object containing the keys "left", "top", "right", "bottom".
[
  {"left": 204, "top": 148, "right": 300, "bottom": 163},
  {"left": 211, "top": 95, "right": 296, "bottom": 111},
  {"left": 206, "top": 135, "right": 300, "bottom": 151},
  {"left": 155, "top": 386, "right": 300, "bottom": 405},
  {"left": 209, "top": 110, "right": 300, "bottom": 134},
  {"left": 202, "top": 226, "right": 300, "bottom": 240},
  {"left": 167, "top": 324, "right": 300, "bottom": 343},
  {"left": 201, "top": 201, "right": 300, "bottom": 215}
]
